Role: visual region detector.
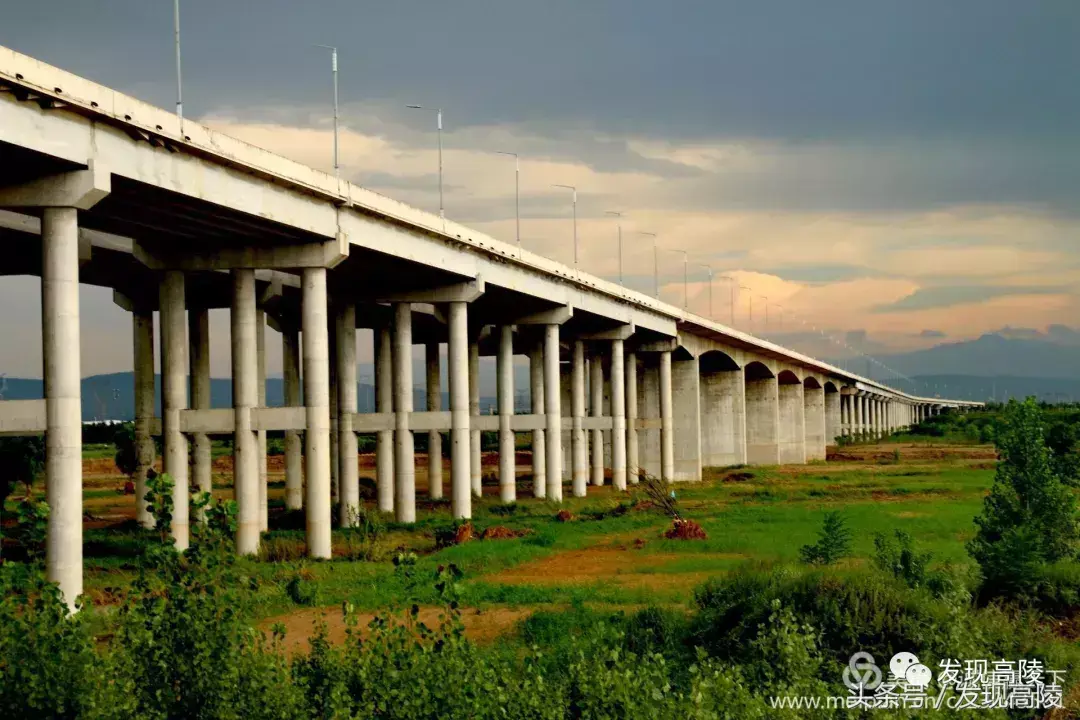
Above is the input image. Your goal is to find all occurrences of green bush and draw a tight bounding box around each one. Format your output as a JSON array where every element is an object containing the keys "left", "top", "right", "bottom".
[
  {"left": 798, "top": 511, "right": 851, "bottom": 565},
  {"left": 872, "top": 529, "right": 932, "bottom": 588}
]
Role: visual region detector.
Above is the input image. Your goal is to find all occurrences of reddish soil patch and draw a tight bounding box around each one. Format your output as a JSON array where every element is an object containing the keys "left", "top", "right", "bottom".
[
  {"left": 482, "top": 525, "right": 526, "bottom": 540},
  {"left": 721, "top": 471, "right": 754, "bottom": 483},
  {"left": 261, "top": 605, "right": 534, "bottom": 656},
  {"left": 555, "top": 510, "right": 573, "bottom": 522},
  {"left": 664, "top": 520, "right": 708, "bottom": 540},
  {"left": 454, "top": 522, "right": 474, "bottom": 544}
]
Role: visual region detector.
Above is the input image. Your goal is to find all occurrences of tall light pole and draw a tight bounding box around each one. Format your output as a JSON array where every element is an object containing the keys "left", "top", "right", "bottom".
[
  {"left": 679, "top": 250, "right": 689, "bottom": 309},
  {"left": 406, "top": 105, "right": 444, "bottom": 225},
  {"left": 605, "top": 211, "right": 624, "bottom": 285},
  {"left": 719, "top": 275, "right": 735, "bottom": 326},
  {"left": 553, "top": 184, "right": 578, "bottom": 267},
  {"left": 173, "top": 0, "right": 183, "bottom": 122},
  {"left": 740, "top": 285, "right": 752, "bottom": 328},
  {"left": 315, "top": 45, "right": 339, "bottom": 177},
  {"left": 761, "top": 296, "right": 769, "bottom": 336},
  {"left": 638, "top": 232, "right": 658, "bottom": 298},
  {"left": 496, "top": 151, "right": 520, "bottom": 252}
]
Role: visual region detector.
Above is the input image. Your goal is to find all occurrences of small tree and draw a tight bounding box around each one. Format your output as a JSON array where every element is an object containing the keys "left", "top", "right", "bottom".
[
  {"left": 114, "top": 423, "right": 137, "bottom": 479},
  {"left": 0, "top": 436, "right": 45, "bottom": 560},
  {"left": 799, "top": 511, "right": 852, "bottom": 565},
  {"left": 968, "top": 398, "right": 1080, "bottom": 598},
  {"left": 873, "top": 529, "right": 932, "bottom": 588}
]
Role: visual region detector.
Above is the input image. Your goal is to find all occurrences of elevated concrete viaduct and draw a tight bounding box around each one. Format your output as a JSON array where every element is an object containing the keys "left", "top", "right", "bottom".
[{"left": 0, "top": 47, "right": 981, "bottom": 608}]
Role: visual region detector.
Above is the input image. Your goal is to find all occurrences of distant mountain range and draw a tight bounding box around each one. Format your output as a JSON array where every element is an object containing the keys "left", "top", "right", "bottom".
[{"left": 3, "top": 332, "right": 1079, "bottom": 420}]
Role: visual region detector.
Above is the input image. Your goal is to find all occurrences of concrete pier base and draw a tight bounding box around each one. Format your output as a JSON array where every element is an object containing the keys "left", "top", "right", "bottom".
[
  {"left": 160, "top": 269, "right": 190, "bottom": 550},
  {"left": 448, "top": 301, "right": 471, "bottom": 518},
  {"left": 232, "top": 269, "right": 259, "bottom": 555},
  {"left": 700, "top": 355, "right": 745, "bottom": 467},
  {"left": 42, "top": 207, "right": 83, "bottom": 609},
  {"left": 778, "top": 373, "right": 805, "bottom": 465},
  {"left": 302, "top": 268, "right": 332, "bottom": 558},
  {"left": 805, "top": 382, "right": 826, "bottom": 461},
  {"left": 671, "top": 354, "right": 702, "bottom": 481}
]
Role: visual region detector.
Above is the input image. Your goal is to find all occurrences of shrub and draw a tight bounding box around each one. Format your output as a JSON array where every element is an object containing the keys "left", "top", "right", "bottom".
[
  {"left": 968, "top": 398, "right": 1080, "bottom": 601},
  {"left": 798, "top": 511, "right": 851, "bottom": 565},
  {"left": 872, "top": 529, "right": 932, "bottom": 588}
]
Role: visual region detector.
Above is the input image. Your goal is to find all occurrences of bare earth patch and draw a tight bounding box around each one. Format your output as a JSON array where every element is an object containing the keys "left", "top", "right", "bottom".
[{"left": 261, "top": 605, "right": 534, "bottom": 656}]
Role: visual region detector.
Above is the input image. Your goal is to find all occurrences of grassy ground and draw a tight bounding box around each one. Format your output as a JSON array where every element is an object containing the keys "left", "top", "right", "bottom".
[{"left": 7, "top": 437, "right": 999, "bottom": 646}]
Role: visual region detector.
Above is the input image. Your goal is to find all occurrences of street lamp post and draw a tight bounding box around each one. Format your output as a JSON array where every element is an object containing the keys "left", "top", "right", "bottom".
[
  {"left": 740, "top": 285, "right": 752, "bottom": 328},
  {"left": 497, "top": 151, "right": 520, "bottom": 252},
  {"left": 638, "top": 232, "right": 658, "bottom": 298},
  {"left": 679, "top": 250, "right": 689, "bottom": 309},
  {"left": 605, "top": 211, "right": 624, "bottom": 285},
  {"left": 553, "top": 184, "right": 578, "bottom": 267},
  {"left": 762, "top": 296, "right": 769, "bottom": 336},
  {"left": 696, "top": 264, "right": 714, "bottom": 319},
  {"left": 406, "top": 105, "right": 444, "bottom": 225},
  {"left": 718, "top": 275, "right": 735, "bottom": 326},
  {"left": 315, "top": 45, "right": 339, "bottom": 177},
  {"left": 173, "top": 0, "right": 183, "bottom": 122}
]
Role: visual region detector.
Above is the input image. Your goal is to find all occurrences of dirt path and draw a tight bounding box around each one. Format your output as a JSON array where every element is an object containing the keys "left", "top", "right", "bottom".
[{"left": 260, "top": 604, "right": 535, "bottom": 656}]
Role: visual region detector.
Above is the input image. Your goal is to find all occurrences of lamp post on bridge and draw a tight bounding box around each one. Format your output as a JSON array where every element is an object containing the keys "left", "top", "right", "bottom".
[
  {"left": 552, "top": 184, "right": 578, "bottom": 268},
  {"left": 496, "top": 151, "right": 521, "bottom": 253},
  {"left": 740, "top": 285, "right": 752, "bottom": 330},
  {"left": 637, "top": 232, "right": 658, "bottom": 299},
  {"left": 406, "top": 104, "right": 444, "bottom": 227},
  {"left": 696, "top": 263, "right": 714, "bottom": 320},
  {"left": 605, "top": 210, "right": 624, "bottom": 285},
  {"left": 173, "top": 0, "right": 183, "bottom": 122},
  {"left": 315, "top": 45, "right": 340, "bottom": 177},
  {"left": 719, "top": 275, "right": 736, "bottom": 326}
]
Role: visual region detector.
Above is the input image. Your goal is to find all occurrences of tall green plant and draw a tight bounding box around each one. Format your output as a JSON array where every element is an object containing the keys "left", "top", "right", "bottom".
[
  {"left": 968, "top": 398, "right": 1080, "bottom": 599},
  {"left": 799, "top": 511, "right": 851, "bottom": 565}
]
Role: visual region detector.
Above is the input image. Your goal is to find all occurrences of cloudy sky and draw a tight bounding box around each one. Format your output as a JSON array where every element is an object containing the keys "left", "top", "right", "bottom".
[{"left": 1, "top": 1, "right": 1078, "bottom": 378}]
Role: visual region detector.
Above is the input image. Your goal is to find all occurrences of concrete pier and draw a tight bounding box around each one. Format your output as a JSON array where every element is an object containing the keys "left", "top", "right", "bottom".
[
  {"left": 282, "top": 325, "right": 303, "bottom": 510},
  {"left": 699, "top": 354, "right": 745, "bottom": 467},
  {"left": 529, "top": 342, "right": 546, "bottom": 498},
  {"left": 497, "top": 325, "right": 516, "bottom": 502},
  {"left": 610, "top": 340, "right": 627, "bottom": 490},
  {"left": 393, "top": 303, "right": 416, "bottom": 523},
  {"left": 659, "top": 350, "right": 674, "bottom": 482},
  {"left": 42, "top": 207, "right": 83, "bottom": 609},
  {"left": 804, "top": 380, "right": 826, "bottom": 461},
  {"left": 302, "top": 268, "right": 332, "bottom": 558},
  {"left": 589, "top": 353, "right": 605, "bottom": 486},
  {"left": 189, "top": 307, "right": 212, "bottom": 511},
  {"left": 571, "top": 340, "right": 588, "bottom": 496},
  {"left": 375, "top": 323, "right": 394, "bottom": 513},
  {"left": 160, "top": 270, "right": 189, "bottom": 550},
  {"left": 469, "top": 336, "right": 482, "bottom": 498},
  {"left": 132, "top": 307, "right": 155, "bottom": 528},
  {"left": 745, "top": 363, "right": 779, "bottom": 465},
  {"left": 672, "top": 355, "right": 702, "bottom": 481},
  {"left": 543, "top": 324, "right": 563, "bottom": 501},
  {"left": 448, "top": 302, "right": 471, "bottom": 518},
  {"left": 425, "top": 341, "right": 443, "bottom": 500},
  {"left": 256, "top": 308, "right": 269, "bottom": 531},
  {"left": 232, "top": 269, "right": 259, "bottom": 555},
  {"left": 337, "top": 301, "right": 359, "bottom": 527},
  {"left": 625, "top": 351, "right": 639, "bottom": 482}
]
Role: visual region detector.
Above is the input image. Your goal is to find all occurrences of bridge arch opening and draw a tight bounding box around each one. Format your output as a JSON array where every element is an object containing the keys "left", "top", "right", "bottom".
[{"left": 699, "top": 350, "right": 744, "bottom": 467}]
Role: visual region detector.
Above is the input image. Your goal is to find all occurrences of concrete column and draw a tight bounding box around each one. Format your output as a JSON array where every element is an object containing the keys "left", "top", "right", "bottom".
[
  {"left": 469, "top": 336, "right": 482, "bottom": 497},
  {"left": 625, "top": 351, "right": 639, "bottom": 483},
  {"left": 529, "top": 342, "right": 546, "bottom": 498},
  {"left": 571, "top": 340, "right": 588, "bottom": 496},
  {"left": 188, "top": 307, "right": 212, "bottom": 512},
  {"left": 872, "top": 399, "right": 881, "bottom": 438},
  {"left": 231, "top": 270, "right": 259, "bottom": 556},
  {"left": 640, "top": 361, "right": 662, "bottom": 477},
  {"left": 825, "top": 389, "right": 840, "bottom": 445},
  {"left": 778, "top": 378, "right": 805, "bottom": 464},
  {"left": 160, "top": 270, "right": 190, "bottom": 550},
  {"left": 745, "top": 369, "right": 780, "bottom": 465},
  {"left": 256, "top": 308, "right": 269, "bottom": 531},
  {"left": 610, "top": 340, "right": 627, "bottom": 490},
  {"left": 659, "top": 350, "right": 675, "bottom": 482},
  {"left": 282, "top": 325, "right": 303, "bottom": 510},
  {"left": 672, "top": 355, "right": 702, "bottom": 481},
  {"left": 840, "top": 394, "right": 849, "bottom": 437},
  {"left": 497, "top": 325, "right": 515, "bottom": 502},
  {"left": 857, "top": 395, "right": 867, "bottom": 437},
  {"left": 543, "top": 324, "right": 563, "bottom": 501},
  {"left": 589, "top": 352, "right": 605, "bottom": 486},
  {"left": 328, "top": 321, "right": 339, "bottom": 502},
  {"left": 448, "top": 302, "right": 471, "bottom": 518},
  {"left": 42, "top": 207, "right": 83, "bottom": 609},
  {"left": 302, "top": 268, "right": 332, "bottom": 558},
  {"left": 805, "top": 385, "right": 826, "bottom": 461},
  {"left": 700, "top": 365, "right": 745, "bottom": 467},
  {"left": 425, "top": 342, "right": 443, "bottom": 500},
  {"left": 337, "top": 301, "right": 359, "bottom": 527},
  {"left": 375, "top": 323, "right": 394, "bottom": 513},
  {"left": 394, "top": 303, "right": 416, "bottom": 523},
  {"left": 133, "top": 308, "right": 155, "bottom": 528}
]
